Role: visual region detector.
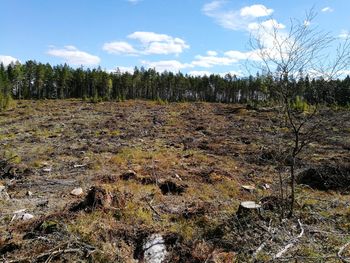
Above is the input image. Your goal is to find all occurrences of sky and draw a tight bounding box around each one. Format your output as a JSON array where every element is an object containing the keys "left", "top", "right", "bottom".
[{"left": 0, "top": 0, "right": 349, "bottom": 76}]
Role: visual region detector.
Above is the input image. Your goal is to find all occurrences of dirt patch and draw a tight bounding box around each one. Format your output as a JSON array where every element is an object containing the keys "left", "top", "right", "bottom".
[
  {"left": 159, "top": 181, "right": 187, "bottom": 195},
  {"left": 297, "top": 164, "right": 350, "bottom": 192}
]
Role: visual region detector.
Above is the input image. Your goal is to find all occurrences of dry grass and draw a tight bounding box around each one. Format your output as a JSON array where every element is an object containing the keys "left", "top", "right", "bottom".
[{"left": 0, "top": 99, "right": 349, "bottom": 262}]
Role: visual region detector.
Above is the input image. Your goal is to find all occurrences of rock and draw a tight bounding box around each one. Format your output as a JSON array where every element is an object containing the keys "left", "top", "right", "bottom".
[
  {"left": 11, "top": 209, "right": 34, "bottom": 221},
  {"left": 143, "top": 234, "right": 167, "bottom": 263},
  {"left": 22, "top": 213, "right": 34, "bottom": 220},
  {"left": 70, "top": 187, "right": 83, "bottom": 196},
  {"left": 26, "top": 191, "right": 33, "bottom": 196}
]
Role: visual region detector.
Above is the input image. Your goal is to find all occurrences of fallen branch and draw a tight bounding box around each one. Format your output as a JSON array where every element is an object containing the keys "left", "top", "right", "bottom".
[
  {"left": 253, "top": 240, "right": 269, "bottom": 258},
  {"left": 5, "top": 248, "right": 82, "bottom": 263},
  {"left": 274, "top": 255, "right": 350, "bottom": 261},
  {"left": 73, "top": 164, "right": 87, "bottom": 168},
  {"left": 254, "top": 220, "right": 274, "bottom": 258},
  {"left": 338, "top": 241, "right": 350, "bottom": 263},
  {"left": 4, "top": 240, "right": 97, "bottom": 263},
  {"left": 145, "top": 199, "right": 163, "bottom": 220},
  {"left": 42, "top": 248, "right": 83, "bottom": 263},
  {"left": 274, "top": 219, "right": 304, "bottom": 259}
]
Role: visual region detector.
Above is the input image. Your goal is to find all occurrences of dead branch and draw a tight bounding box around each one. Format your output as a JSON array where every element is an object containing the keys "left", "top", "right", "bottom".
[
  {"left": 253, "top": 220, "right": 275, "bottom": 258},
  {"left": 273, "top": 255, "right": 350, "bottom": 261},
  {"left": 338, "top": 241, "right": 350, "bottom": 263},
  {"left": 145, "top": 199, "right": 163, "bottom": 220},
  {"left": 274, "top": 219, "right": 304, "bottom": 259},
  {"left": 4, "top": 240, "right": 97, "bottom": 263}
]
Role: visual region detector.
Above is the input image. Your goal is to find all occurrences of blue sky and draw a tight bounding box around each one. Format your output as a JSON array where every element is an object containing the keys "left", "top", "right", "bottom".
[{"left": 0, "top": 0, "right": 349, "bottom": 76}]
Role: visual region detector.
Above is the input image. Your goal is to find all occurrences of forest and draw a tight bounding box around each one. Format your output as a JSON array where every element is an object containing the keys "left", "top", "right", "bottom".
[{"left": 1, "top": 60, "right": 350, "bottom": 110}]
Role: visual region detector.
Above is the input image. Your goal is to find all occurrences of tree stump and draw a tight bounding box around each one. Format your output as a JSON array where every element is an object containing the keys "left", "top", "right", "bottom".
[{"left": 237, "top": 201, "right": 261, "bottom": 219}]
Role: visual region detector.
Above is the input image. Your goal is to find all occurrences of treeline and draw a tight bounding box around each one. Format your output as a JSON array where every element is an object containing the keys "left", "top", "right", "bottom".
[{"left": 0, "top": 61, "right": 350, "bottom": 108}]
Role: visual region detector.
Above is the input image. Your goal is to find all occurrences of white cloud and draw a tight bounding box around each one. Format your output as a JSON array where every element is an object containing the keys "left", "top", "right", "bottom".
[
  {"left": 202, "top": 1, "right": 276, "bottom": 31},
  {"left": 321, "top": 7, "right": 333, "bottom": 13},
  {"left": 202, "top": 0, "right": 224, "bottom": 14},
  {"left": 207, "top": 50, "right": 218, "bottom": 56},
  {"left": 108, "top": 66, "right": 135, "bottom": 74},
  {"left": 220, "top": 70, "right": 243, "bottom": 77},
  {"left": 103, "top": 32, "right": 189, "bottom": 56},
  {"left": 224, "top": 50, "right": 261, "bottom": 61},
  {"left": 0, "top": 55, "right": 20, "bottom": 66},
  {"left": 128, "top": 31, "right": 189, "bottom": 55},
  {"left": 224, "top": 50, "right": 248, "bottom": 60},
  {"left": 192, "top": 54, "right": 237, "bottom": 68},
  {"left": 260, "top": 19, "right": 285, "bottom": 30},
  {"left": 47, "top": 46, "right": 100, "bottom": 65},
  {"left": 103, "top": 41, "right": 138, "bottom": 55},
  {"left": 191, "top": 49, "right": 261, "bottom": 68},
  {"left": 141, "top": 60, "right": 192, "bottom": 72},
  {"left": 188, "top": 70, "right": 213, "bottom": 76},
  {"left": 339, "top": 30, "right": 350, "bottom": 39},
  {"left": 142, "top": 48, "right": 260, "bottom": 72},
  {"left": 240, "top": 4, "right": 273, "bottom": 18},
  {"left": 188, "top": 70, "right": 243, "bottom": 77},
  {"left": 128, "top": 31, "right": 171, "bottom": 44},
  {"left": 339, "top": 70, "right": 350, "bottom": 76},
  {"left": 249, "top": 19, "right": 285, "bottom": 31}
]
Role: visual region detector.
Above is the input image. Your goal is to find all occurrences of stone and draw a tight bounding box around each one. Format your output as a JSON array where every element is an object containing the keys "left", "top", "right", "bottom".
[
  {"left": 11, "top": 209, "right": 34, "bottom": 221},
  {"left": 70, "top": 187, "right": 83, "bottom": 196},
  {"left": 143, "top": 234, "right": 167, "bottom": 263},
  {"left": 27, "top": 191, "right": 33, "bottom": 196},
  {"left": 22, "top": 213, "right": 34, "bottom": 220}
]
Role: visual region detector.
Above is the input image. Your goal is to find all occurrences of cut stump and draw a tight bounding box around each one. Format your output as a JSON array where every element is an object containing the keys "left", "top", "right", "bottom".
[{"left": 237, "top": 201, "right": 261, "bottom": 218}]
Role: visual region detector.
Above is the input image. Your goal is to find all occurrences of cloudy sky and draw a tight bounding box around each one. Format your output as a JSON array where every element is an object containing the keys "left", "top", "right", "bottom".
[{"left": 0, "top": 0, "right": 349, "bottom": 75}]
